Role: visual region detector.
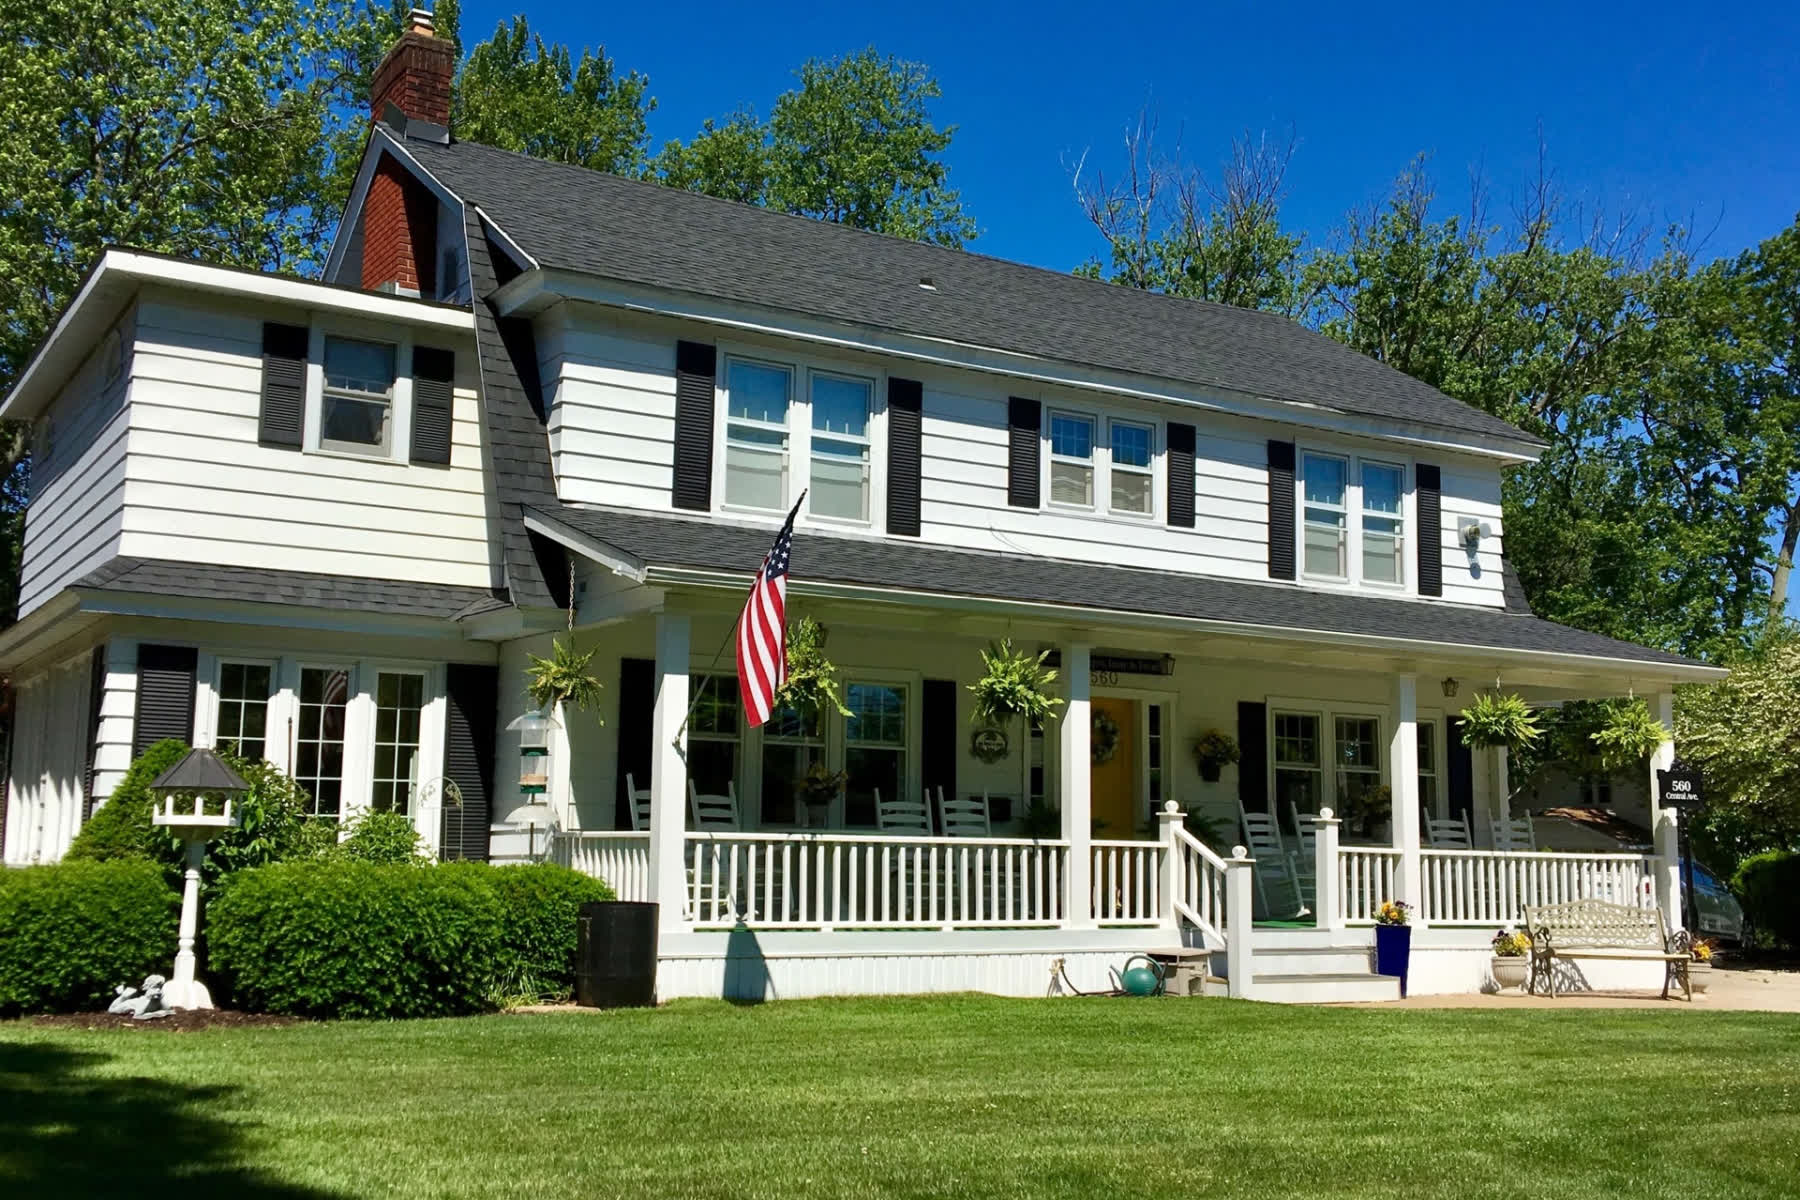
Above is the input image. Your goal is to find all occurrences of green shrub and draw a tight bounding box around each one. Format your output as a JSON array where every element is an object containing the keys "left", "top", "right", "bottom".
[
  {"left": 1733, "top": 850, "right": 1800, "bottom": 950},
  {"left": 0, "top": 860, "right": 178, "bottom": 1015},
  {"left": 209, "top": 860, "right": 505, "bottom": 1019},
  {"left": 487, "top": 865, "right": 615, "bottom": 1002},
  {"left": 334, "top": 809, "right": 428, "bottom": 865},
  {"left": 64, "top": 738, "right": 191, "bottom": 865}
]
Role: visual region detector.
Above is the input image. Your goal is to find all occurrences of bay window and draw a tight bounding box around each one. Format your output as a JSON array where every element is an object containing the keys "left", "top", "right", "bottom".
[
  {"left": 1361, "top": 462, "right": 1404, "bottom": 585},
  {"left": 810, "top": 372, "right": 873, "bottom": 521},
  {"left": 320, "top": 336, "right": 395, "bottom": 455},
  {"left": 1301, "top": 453, "right": 1349, "bottom": 578},
  {"left": 216, "top": 662, "right": 272, "bottom": 761},
  {"left": 723, "top": 359, "right": 792, "bottom": 511},
  {"left": 371, "top": 671, "right": 425, "bottom": 814},
  {"left": 1049, "top": 412, "right": 1096, "bottom": 507},
  {"left": 1109, "top": 419, "right": 1154, "bottom": 515},
  {"left": 843, "top": 682, "right": 907, "bottom": 828}
]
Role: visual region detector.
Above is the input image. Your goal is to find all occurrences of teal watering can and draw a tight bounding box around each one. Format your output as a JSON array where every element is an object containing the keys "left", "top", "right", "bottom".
[{"left": 1115, "top": 955, "right": 1166, "bottom": 997}]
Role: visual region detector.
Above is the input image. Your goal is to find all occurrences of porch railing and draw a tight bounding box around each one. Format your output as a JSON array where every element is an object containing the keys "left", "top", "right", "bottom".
[
  {"left": 1091, "top": 840, "right": 1165, "bottom": 925},
  {"left": 1337, "top": 846, "right": 1401, "bottom": 924},
  {"left": 1170, "top": 825, "right": 1230, "bottom": 945},
  {"left": 549, "top": 831, "right": 651, "bottom": 902},
  {"left": 1418, "top": 849, "right": 1659, "bottom": 926},
  {"left": 684, "top": 832, "right": 1069, "bottom": 929}
]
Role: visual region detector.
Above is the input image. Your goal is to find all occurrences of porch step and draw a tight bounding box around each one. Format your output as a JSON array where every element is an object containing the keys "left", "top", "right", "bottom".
[
  {"left": 1251, "top": 972, "right": 1402, "bottom": 1004},
  {"left": 1250, "top": 945, "right": 1375, "bottom": 977}
]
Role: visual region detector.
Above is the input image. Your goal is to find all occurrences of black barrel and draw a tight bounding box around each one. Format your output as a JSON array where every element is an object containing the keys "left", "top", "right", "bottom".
[{"left": 576, "top": 901, "right": 659, "bottom": 1008}]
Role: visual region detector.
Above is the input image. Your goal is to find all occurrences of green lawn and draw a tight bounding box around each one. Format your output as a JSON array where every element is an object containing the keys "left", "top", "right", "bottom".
[{"left": 3, "top": 996, "right": 1798, "bottom": 1199}]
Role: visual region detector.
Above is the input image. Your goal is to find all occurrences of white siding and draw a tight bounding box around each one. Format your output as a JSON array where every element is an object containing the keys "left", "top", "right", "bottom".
[
  {"left": 2, "top": 652, "right": 96, "bottom": 865},
  {"left": 17, "top": 310, "right": 134, "bottom": 616},
  {"left": 113, "top": 292, "right": 497, "bottom": 587},
  {"left": 540, "top": 307, "right": 1510, "bottom": 608}
]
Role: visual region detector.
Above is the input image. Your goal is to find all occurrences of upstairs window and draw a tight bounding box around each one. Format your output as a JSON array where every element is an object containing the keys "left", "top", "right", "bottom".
[
  {"left": 1049, "top": 412, "right": 1095, "bottom": 507},
  {"left": 320, "top": 336, "right": 395, "bottom": 455},
  {"left": 1361, "top": 462, "right": 1404, "bottom": 585},
  {"left": 810, "top": 372, "right": 872, "bottom": 522},
  {"left": 723, "top": 359, "right": 792, "bottom": 511},
  {"left": 1109, "top": 419, "right": 1154, "bottom": 515},
  {"left": 1302, "top": 453, "right": 1349, "bottom": 578}
]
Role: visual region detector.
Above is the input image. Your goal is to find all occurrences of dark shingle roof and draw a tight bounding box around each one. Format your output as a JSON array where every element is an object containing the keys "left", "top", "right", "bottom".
[
  {"left": 73, "top": 557, "right": 498, "bottom": 620},
  {"left": 402, "top": 136, "right": 1537, "bottom": 449},
  {"left": 536, "top": 503, "right": 1705, "bottom": 670}
]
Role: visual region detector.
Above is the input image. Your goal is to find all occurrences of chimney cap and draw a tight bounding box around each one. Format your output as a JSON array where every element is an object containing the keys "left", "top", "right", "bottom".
[{"left": 407, "top": 7, "right": 434, "bottom": 36}]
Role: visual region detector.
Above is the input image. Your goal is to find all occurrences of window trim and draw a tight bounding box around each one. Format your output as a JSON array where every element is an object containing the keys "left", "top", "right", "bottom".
[
  {"left": 1265, "top": 698, "right": 1389, "bottom": 820},
  {"left": 212, "top": 658, "right": 276, "bottom": 762},
  {"left": 805, "top": 367, "right": 877, "bottom": 527},
  {"left": 1106, "top": 416, "right": 1157, "bottom": 519},
  {"left": 1299, "top": 450, "right": 1350, "bottom": 582},
  {"left": 1046, "top": 409, "right": 1098, "bottom": 512},
  {"left": 718, "top": 354, "right": 795, "bottom": 515},
  {"left": 304, "top": 320, "right": 415, "bottom": 465},
  {"left": 292, "top": 662, "right": 356, "bottom": 819},
  {"left": 1295, "top": 446, "right": 1415, "bottom": 592},
  {"left": 1358, "top": 458, "right": 1408, "bottom": 591},
  {"left": 370, "top": 668, "right": 429, "bottom": 816}
]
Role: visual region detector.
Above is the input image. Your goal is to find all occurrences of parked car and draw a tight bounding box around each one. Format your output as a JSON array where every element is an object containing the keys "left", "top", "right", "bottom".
[{"left": 1686, "top": 857, "right": 1746, "bottom": 943}]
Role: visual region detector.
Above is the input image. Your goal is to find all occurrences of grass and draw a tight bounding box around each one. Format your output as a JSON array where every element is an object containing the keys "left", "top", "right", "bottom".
[{"left": 3, "top": 996, "right": 1798, "bottom": 1199}]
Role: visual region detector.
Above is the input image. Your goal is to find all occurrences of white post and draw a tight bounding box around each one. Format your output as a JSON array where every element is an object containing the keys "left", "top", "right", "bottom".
[
  {"left": 1649, "top": 689, "right": 1682, "bottom": 931},
  {"left": 1060, "top": 642, "right": 1094, "bottom": 928},
  {"left": 1314, "top": 806, "right": 1342, "bottom": 932},
  {"left": 1225, "top": 846, "right": 1255, "bottom": 999},
  {"left": 1389, "top": 673, "right": 1422, "bottom": 920},
  {"left": 164, "top": 839, "right": 213, "bottom": 1010},
  {"left": 648, "top": 612, "right": 691, "bottom": 935},
  {"left": 1157, "top": 800, "right": 1183, "bottom": 932}
]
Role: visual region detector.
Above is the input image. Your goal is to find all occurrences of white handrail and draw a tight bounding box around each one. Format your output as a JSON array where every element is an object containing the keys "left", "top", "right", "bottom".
[
  {"left": 1171, "top": 827, "right": 1229, "bottom": 943},
  {"left": 1419, "top": 848, "right": 1659, "bottom": 926}
]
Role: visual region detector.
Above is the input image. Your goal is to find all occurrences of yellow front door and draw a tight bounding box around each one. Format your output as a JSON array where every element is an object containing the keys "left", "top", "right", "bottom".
[{"left": 1089, "top": 697, "right": 1138, "bottom": 837}]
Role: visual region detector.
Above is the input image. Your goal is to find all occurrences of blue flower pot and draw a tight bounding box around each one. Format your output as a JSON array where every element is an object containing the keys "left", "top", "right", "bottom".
[{"left": 1374, "top": 924, "right": 1412, "bottom": 997}]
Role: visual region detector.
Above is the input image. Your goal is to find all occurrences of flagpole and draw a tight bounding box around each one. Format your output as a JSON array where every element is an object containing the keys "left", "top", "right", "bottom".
[{"left": 673, "top": 491, "right": 806, "bottom": 748}]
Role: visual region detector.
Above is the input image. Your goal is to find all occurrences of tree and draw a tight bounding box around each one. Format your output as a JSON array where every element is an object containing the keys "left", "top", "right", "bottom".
[
  {"left": 453, "top": 14, "right": 653, "bottom": 176},
  {"left": 654, "top": 48, "right": 975, "bottom": 247}
]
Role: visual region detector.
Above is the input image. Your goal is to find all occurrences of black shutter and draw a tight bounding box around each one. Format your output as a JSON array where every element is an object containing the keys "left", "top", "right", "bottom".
[
  {"left": 1006, "top": 397, "right": 1041, "bottom": 509},
  {"left": 922, "top": 679, "right": 958, "bottom": 834},
  {"left": 887, "top": 377, "right": 923, "bottom": 536},
  {"left": 672, "top": 340, "right": 717, "bottom": 511},
  {"left": 82, "top": 647, "right": 106, "bottom": 823},
  {"left": 258, "top": 322, "right": 308, "bottom": 448},
  {"left": 616, "top": 658, "right": 655, "bottom": 829},
  {"left": 1167, "top": 422, "right": 1196, "bottom": 528},
  {"left": 1267, "top": 440, "right": 1296, "bottom": 580},
  {"left": 410, "top": 345, "right": 455, "bottom": 466},
  {"left": 1237, "top": 701, "right": 1268, "bottom": 820},
  {"left": 132, "top": 644, "right": 196, "bottom": 757},
  {"left": 1447, "top": 717, "right": 1474, "bottom": 828},
  {"left": 1416, "top": 463, "right": 1443, "bottom": 597},
  {"left": 443, "top": 663, "right": 499, "bottom": 862}
]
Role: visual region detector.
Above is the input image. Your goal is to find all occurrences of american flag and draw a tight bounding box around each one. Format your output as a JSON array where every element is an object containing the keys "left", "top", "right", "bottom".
[{"left": 736, "top": 495, "right": 803, "bottom": 728}]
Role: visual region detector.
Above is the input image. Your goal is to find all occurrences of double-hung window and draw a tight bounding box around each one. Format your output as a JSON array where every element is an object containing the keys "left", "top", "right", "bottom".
[
  {"left": 1049, "top": 413, "right": 1096, "bottom": 507},
  {"left": 1109, "top": 420, "right": 1154, "bottom": 515},
  {"left": 843, "top": 682, "right": 907, "bottom": 828},
  {"left": 371, "top": 671, "right": 425, "bottom": 814},
  {"left": 759, "top": 703, "right": 824, "bottom": 826},
  {"left": 296, "top": 667, "right": 350, "bottom": 818},
  {"left": 1418, "top": 720, "right": 1441, "bottom": 820},
  {"left": 216, "top": 662, "right": 272, "bottom": 761},
  {"left": 810, "top": 373, "right": 873, "bottom": 521},
  {"left": 723, "top": 359, "right": 792, "bottom": 511},
  {"left": 689, "top": 675, "right": 742, "bottom": 798},
  {"left": 320, "top": 336, "right": 396, "bottom": 455},
  {"left": 1334, "top": 716, "right": 1382, "bottom": 812},
  {"left": 1361, "top": 462, "right": 1405, "bottom": 585},
  {"left": 1302, "top": 453, "right": 1349, "bottom": 578},
  {"left": 1272, "top": 712, "right": 1323, "bottom": 818}
]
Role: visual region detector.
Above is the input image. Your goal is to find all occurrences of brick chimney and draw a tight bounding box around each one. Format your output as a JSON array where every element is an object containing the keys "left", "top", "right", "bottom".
[{"left": 362, "top": 8, "right": 453, "bottom": 295}]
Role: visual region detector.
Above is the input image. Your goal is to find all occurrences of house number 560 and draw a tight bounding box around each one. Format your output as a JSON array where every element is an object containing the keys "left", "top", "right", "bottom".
[{"left": 1090, "top": 669, "right": 1119, "bottom": 687}]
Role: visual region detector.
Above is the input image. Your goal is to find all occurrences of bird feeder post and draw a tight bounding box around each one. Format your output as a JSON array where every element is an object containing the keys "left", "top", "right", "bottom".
[{"left": 148, "top": 748, "right": 248, "bottom": 1010}]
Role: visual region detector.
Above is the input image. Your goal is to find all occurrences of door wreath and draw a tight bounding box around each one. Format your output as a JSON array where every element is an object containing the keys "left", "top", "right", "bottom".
[{"left": 1091, "top": 709, "right": 1121, "bottom": 765}]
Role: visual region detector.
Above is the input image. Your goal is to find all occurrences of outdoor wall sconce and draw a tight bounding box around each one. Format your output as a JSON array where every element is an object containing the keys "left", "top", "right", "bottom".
[
  {"left": 1460, "top": 520, "right": 1484, "bottom": 551},
  {"left": 1441, "top": 677, "right": 1460, "bottom": 699}
]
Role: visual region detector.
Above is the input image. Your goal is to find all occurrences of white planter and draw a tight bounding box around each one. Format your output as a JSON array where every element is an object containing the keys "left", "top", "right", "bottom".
[
  {"left": 1490, "top": 956, "right": 1528, "bottom": 992},
  {"left": 1688, "top": 962, "right": 1711, "bottom": 995}
]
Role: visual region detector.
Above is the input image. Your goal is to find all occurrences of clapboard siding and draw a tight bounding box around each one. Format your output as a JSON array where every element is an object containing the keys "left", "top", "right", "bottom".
[
  {"left": 107, "top": 295, "right": 495, "bottom": 590},
  {"left": 538, "top": 308, "right": 1509, "bottom": 607}
]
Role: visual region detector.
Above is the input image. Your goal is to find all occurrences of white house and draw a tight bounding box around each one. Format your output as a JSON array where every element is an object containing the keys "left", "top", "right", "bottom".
[{"left": 0, "top": 12, "right": 1724, "bottom": 1002}]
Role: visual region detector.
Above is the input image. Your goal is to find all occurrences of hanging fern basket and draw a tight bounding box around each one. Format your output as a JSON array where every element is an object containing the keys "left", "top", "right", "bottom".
[{"left": 1459, "top": 692, "right": 1541, "bottom": 753}]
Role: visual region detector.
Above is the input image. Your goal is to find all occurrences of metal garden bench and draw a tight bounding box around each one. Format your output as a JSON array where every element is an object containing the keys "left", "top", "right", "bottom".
[{"left": 1523, "top": 899, "right": 1692, "bottom": 1000}]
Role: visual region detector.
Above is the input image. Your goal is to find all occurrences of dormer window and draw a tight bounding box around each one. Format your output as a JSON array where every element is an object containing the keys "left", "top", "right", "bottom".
[{"left": 320, "top": 336, "right": 396, "bottom": 455}]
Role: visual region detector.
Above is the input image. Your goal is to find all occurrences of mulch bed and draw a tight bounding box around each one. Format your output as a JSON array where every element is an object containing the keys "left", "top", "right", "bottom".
[{"left": 28, "top": 1009, "right": 302, "bottom": 1032}]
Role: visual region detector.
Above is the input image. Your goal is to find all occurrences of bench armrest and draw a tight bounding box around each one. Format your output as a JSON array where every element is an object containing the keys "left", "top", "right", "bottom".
[{"left": 1665, "top": 928, "right": 1692, "bottom": 957}]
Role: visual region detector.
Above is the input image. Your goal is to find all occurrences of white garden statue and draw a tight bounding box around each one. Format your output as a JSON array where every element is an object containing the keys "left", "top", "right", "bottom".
[{"left": 107, "top": 975, "right": 173, "bottom": 1020}]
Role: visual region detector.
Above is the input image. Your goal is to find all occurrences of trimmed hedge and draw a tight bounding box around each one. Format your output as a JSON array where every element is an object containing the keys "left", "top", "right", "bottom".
[
  {"left": 63, "top": 738, "right": 190, "bottom": 865},
  {"left": 209, "top": 861, "right": 614, "bottom": 1018},
  {"left": 0, "top": 860, "right": 179, "bottom": 1015},
  {"left": 1733, "top": 850, "right": 1800, "bottom": 950}
]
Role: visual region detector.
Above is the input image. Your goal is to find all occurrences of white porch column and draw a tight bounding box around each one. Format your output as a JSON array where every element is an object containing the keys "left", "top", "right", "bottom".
[
  {"left": 1156, "top": 801, "right": 1183, "bottom": 932},
  {"left": 1314, "top": 808, "right": 1343, "bottom": 932},
  {"left": 648, "top": 612, "right": 691, "bottom": 934},
  {"left": 1389, "top": 673, "right": 1422, "bottom": 917},
  {"left": 1060, "top": 641, "right": 1094, "bottom": 928},
  {"left": 1225, "top": 846, "right": 1255, "bottom": 999},
  {"left": 1649, "top": 689, "right": 1682, "bottom": 931}
]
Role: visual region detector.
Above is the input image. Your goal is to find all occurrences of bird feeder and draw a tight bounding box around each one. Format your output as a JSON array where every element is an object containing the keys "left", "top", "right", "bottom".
[
  {"left": 506, "top": 707, "right": 560, "bottom": 797},
  {"left": 149, "top": 748, "right": 248, "bottom": 1010}
]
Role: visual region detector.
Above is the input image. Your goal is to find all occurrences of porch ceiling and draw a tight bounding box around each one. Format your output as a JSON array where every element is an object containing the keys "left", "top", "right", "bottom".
[{"left": 526, "top": 504, "right": 1723, "bottom": 687}]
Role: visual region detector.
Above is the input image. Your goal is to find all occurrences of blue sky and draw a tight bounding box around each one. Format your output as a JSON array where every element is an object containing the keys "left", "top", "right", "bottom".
[{"left": 460, "top": 0, "right": 1800, "bottom": 609}]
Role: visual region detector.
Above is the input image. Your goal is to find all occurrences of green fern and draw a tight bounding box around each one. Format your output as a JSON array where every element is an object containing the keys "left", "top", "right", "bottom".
[
  {"left": 968, "top": 640, "right": 1065, "bottom": 727},
  {"left": 525, "top": 638, "right": 606, "bottom": 722}
]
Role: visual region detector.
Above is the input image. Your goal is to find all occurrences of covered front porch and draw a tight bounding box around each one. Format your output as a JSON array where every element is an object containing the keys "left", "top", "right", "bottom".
[{"left": 498, "top": 557, "right": 1716, "bottom": 999}]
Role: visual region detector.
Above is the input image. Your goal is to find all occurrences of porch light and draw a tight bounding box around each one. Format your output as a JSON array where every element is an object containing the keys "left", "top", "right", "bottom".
[
  {"left": 149, "top": 748, "right": 248, "bottom": 1010},
  {"left": 1441, "top": 677, "right": 1459, "bottom": 699}
]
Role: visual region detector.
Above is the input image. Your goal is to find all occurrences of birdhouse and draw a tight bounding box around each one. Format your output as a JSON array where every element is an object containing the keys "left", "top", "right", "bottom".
[
  {"left": 149, "top": 748, "right": 249, "bottom": 840},
  {"left": 506, "top": 707, "right": 560, "bottom": 797}
]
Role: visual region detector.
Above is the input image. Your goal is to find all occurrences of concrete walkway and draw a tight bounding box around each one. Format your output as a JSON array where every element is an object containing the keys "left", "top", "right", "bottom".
[{"left": 1360, "top": 967, "right": 1800, "bottom": 1012}]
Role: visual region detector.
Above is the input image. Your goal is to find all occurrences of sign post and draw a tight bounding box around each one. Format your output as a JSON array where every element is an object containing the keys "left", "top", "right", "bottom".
[{"left": 1656, "top": 764, "right": 1704, "bottom": 934}]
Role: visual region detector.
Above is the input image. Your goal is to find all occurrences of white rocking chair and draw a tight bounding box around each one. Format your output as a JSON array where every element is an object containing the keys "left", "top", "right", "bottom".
[
  {"left": 622, "top": 773, "right": 653, "bottom": 832},
  {"left": 877, "top": 789, "right": 933, "bottom": 834},
  {"left": 1288, "top": 803, "right": 1323, "bottom": 910},
  {"left": 938, "top": 790, "right": 992, "bottom": 838},
  {"left": 1239, "top": 801, "right": 1307, "bottom": 919},
  {"left": 1424, "top": 810, "right": 1474, "bottom": 849},
  {"left": 1490, "top": 814, "right": 1536, "bottom": 852}
]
